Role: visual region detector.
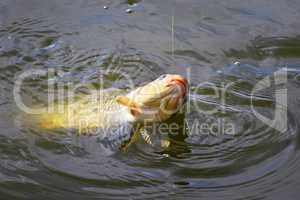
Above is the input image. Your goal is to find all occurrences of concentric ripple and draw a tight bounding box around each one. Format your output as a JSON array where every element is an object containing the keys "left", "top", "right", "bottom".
[{"left": 1, "top": 0, "right": 300, "bottom": 199}]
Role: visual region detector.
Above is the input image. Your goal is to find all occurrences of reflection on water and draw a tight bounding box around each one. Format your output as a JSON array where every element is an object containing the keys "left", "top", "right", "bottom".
[
  {"left": 1, "top": 0, "right": 300, "bottom": 199},
  {"left": 225, "top": 36, "right": 300, "bottom": 59}
]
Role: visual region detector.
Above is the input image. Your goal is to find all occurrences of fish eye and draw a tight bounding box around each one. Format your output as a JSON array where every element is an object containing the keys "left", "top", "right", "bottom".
[{"left": 158, "top": 74, "right": 167, "bottom": 80}]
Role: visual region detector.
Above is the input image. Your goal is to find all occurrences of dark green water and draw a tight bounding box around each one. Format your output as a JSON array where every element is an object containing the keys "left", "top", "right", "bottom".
[{"left": 1, "top": 0, "right": 300, "bottom": 199}]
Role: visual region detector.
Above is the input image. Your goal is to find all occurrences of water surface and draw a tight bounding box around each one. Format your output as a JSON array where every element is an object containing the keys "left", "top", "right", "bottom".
[{"left": 1, "top": 0, "right": 300, "bottom": 199}]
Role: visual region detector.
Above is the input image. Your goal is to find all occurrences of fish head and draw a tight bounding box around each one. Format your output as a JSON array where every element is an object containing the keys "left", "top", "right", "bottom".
[{"left": 116, "top": 74, "right": 188, "bottom": 122}]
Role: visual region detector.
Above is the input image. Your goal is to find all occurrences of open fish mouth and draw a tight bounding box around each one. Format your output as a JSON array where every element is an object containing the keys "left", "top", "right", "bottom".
[
  {"left": 115, "top": 74, "right": 189, "bottom": 121},
  {"left": 166, "top": 76, "right": 188, "bottom": 98},
  {"left": 138, "top": 78, "right": 187, "bottom": 107}
]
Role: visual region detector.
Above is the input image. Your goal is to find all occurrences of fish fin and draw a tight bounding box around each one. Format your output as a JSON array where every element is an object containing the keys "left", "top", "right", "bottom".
[
  {"left": 116, "top": 95, "right": 136, "bottom": 107},
  {"left": 160, "top": 139, "right": 171, "bottom": 148},
  {"left": 116, "top": 96, "right": 141, "bottom": 117},
  {"left": 120, "top": 124, "right": 143, "bottom": 152},
  {"left": 141, "top": 130, "right": 153, "bottom": 146}
]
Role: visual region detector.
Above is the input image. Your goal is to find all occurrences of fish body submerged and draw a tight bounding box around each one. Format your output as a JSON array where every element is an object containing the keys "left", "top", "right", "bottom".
[
  {"left": 36, "top": 89, "right": 134, "bottom": 134},
  {"left": 29, "top": 74, "right": 188, "bottom": 136}
]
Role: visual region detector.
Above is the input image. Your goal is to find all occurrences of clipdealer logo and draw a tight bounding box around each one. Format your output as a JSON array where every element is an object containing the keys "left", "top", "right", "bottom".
[
  {"left": 13, "top": 67, "right": 289, "bottom": 137},
  {"left": 251, "top": 69, "right": 288, "bottom": 133}
]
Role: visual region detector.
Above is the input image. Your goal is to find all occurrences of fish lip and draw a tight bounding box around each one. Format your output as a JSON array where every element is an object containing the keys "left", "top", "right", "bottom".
[{"left": 167, "top": 78, "right": 188, "bottom": 97}]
